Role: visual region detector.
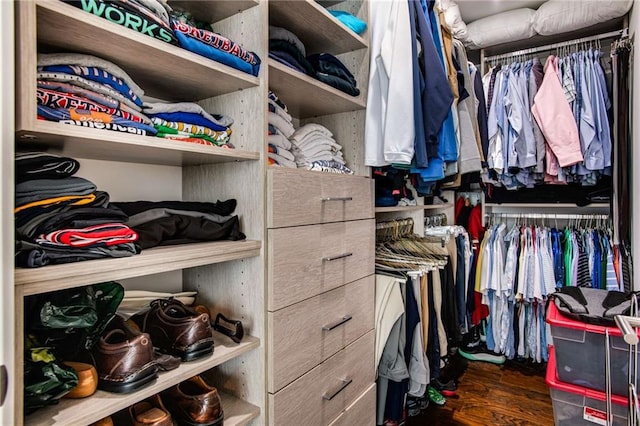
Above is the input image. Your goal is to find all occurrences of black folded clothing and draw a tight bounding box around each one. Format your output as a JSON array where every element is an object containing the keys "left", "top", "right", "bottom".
[
  {"left": 133, "top": 214, "right": 245, "bottom": 249},
  {"left": 15, "top": 240, "right": 138, "bottom": 268},
  {"left": 307, "top": 53, "right": 357, "bottom": 87},
  {"left": 269, "top": 39, "right": 316, "bottom": 76},
  {"left": 16, "top": 152, "right": 80, "bottom": 183},
  {"left": 111, "top": 199, "right": 237, "bottom": 217}
]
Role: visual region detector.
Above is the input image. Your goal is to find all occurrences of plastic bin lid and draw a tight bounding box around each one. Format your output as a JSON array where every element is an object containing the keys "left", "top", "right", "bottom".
[
  {"left": 546, "top": 299, "right": 640, "bottom": 338},
  {"left": 546, "top": 346, "right": 627, "bottom": 406}
]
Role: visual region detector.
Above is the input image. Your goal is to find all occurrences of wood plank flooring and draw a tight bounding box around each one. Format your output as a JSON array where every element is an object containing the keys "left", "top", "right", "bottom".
[{"left": 407, "top": 357, "right": 554, "bottom": 425}]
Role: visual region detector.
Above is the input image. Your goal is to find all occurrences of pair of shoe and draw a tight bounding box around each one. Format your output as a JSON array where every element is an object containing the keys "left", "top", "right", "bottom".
[
  {"left": 132, "top": 376, "right": 223, "bottom": 426},
  {"left": 91, "top": 299, "right": 214, "bottom": 393}
]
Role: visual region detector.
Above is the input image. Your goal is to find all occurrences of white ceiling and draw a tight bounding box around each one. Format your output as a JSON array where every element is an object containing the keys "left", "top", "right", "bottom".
[{"left": 457, "top": 0, "right": 546, "bottom": 23}]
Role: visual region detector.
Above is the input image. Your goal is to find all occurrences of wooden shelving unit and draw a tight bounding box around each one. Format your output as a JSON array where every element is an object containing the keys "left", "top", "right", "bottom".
[
  {"left": 15, "top": 240, "right": 262, "bottom": 296},
  {"left": 24, "top": 333, "right": 260, "bottom": 426},
  {"left": 13, "top": 0, "right": 268, "bottom": 424}
]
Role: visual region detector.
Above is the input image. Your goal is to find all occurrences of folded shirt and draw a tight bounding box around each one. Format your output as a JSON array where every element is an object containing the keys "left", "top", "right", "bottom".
[
  {"left": 307, "top": 160, "right": 355, "bottom": 174},
  {"left": 328, "top": 11, "right": 367, "bottom": 35},
  {"left": 126, "top": 207, "right": 231, "bottom": 228},
  {"left": 132, "top": 214, "right": 245, "bottom": 249},
  {"left": 38, "top": 53, "right": 145, "bottom": 99},
  {"left": 269, "top": 51, "right": 309, "bottom": 75},
  {"left": 268, "top": 144, "right": 295, "bottom": 161},
  {"left": 37, "top": 88, "right": 151, "bottom": 125},
  {"left": 143, "top": 101, "right": 233, "bottom": 127},
  {"left": 151, "top": 118, "right": 230, "bottom": 141},
  {"left": 15, "top": 193, "right": 98, "bottom": 214},
  {"left": 268, "top": 112, "right": 295, "bottom": 138},
  {"left": 268, "top": 90, "right": 288, "bottom": 111},
  {"left": 269, "top": 39, "right": 315, "bottom": 76},
  {"left": 38, "top": 64, "right": 143, "bottom": 107},
  {"left": 39, "top": 80, "right": 126, "bottom": 113},
  {"left": 38, "top": 105, "right": 158, "bottom": 136},
  {"left": 147, "top": 111, "right": 229, "bottom": 132},
  {"left": 314, "top": 72, "right": 359, "bottom": 96},
  {"left": 268, "top": 99, "right": 292, "bottom": 123},
  {"left": 16, "top": 152, "right": 80, "bottom": 183},
  {"left": 67, "top": 0, "right": 177, "bottom": 45},
  {"left": 37, "top": 71, "right": 142, "bottom": 112},
  {"left": 16, "top": 176, "right": 97, "bottom": 207},
  {"left": 307, "top": 53, "right": 358, "bottom": 87},
  {"left": 269, "top": 26, "right": 307, "bottom": 57},
  {"left": 268, "top": 152, "right": 297, "bottom": 168},
  {"left": 15, "top": 240, "right": 138, "bottom": 268},
  {"left": 268, "top": 133, "right": 292, "bottom": 151},
  {"left": 112, "top": 199, "right": 237, "bottom": 217},
  {"left": 172, "top": 19, "right": 261, "bottom": 77},
  {"left": 28, "top": 206, "right": 129, "bottom": 240},
  {"left": 36, "top": 223, "right": 138, "bottom": 248}
]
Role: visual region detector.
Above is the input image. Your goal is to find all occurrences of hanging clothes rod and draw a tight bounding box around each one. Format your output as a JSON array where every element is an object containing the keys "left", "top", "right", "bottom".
[
  {"left": 485, "top": 213, "right": 610, "bottom": 220},
  {"left": 484, "top": 28, "right": 628, "bottom": 62}
]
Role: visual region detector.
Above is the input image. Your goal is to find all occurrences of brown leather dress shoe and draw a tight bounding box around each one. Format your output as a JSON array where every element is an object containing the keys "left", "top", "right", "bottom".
[
  {"left": 89, "top": 416, "right": 114, "bottom": 426},
  {"left": 130, "top": 299, "right": 214, "bottom": 362},
  {"left": 162, "top": 376, "right": 224, "bottom": 426},
  {"left": 92, "top": 315, "right": 158, "bottom": 393},
  {"left": 129, "top": 394, "right": 173, "bottom": 426},
  {"left": 62, "top": 361, "right": 98, "bottom": 398}
]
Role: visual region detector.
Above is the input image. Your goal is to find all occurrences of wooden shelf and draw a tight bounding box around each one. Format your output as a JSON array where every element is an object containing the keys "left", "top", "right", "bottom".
[
  {"left": 375, "top": 204, "right": 453, "bottom": 213},
  {"left": 34, "top": 0, "right": 259, "bottom": 101},
  {"left": 16, "top": 121, "right": 260, "bottom": 166},
  {"left": 169, "top": 0, "right": 260, "bottom": 24},
  {"left": 269, "top": 0, "right": 367, "bottom": 55},
  {"left": 268, "top": 59, "right": 365, "bottom": 118},
  {"left": 16, "top": 240, "right": 262, "bottom": 296},
  {"left": 25, "top": 332, "right": 260, "bottom": 426}
]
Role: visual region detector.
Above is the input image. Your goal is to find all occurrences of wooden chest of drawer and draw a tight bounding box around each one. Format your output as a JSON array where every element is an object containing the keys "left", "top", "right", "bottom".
[
  {"left": 328, "top": 384, "right": 376, "bottom": 426},
  {"left": 268, "top": 219, "right": 374, "bottom": 310},
  {"left": 267, "top": 169, "right": 374, "bottom": 228},
  {"left": 268, "top": 275, "right": 374, "bottom": 392},
  {"left": 268, "top": 331, "right": 375, "bottom": 426}
]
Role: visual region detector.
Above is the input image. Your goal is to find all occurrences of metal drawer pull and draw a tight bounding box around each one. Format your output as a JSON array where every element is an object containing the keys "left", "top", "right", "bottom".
[
  {"left": 322, "top": 315, "right": 353, "bottom": 331},
  {"left": 323, "top": 252, "right": 353, "bottom": 262},
  {"left": 323, "top": 378, "right": 353, "bottom": 401},
  {"left": 321, "top": 196, "right": 353, "bottom": 202}
]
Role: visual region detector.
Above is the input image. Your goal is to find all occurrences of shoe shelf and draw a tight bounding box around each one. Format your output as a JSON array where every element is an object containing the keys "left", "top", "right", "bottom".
[
  {"left": 21, "top": 1, "right": 259, "bottom": 103},
  {"left": 15, "top": 240, "right": 262, "bottom": 296},
  {"left": 268, "top": 0, "right": 367, "bottom": 55},
  {"left": 169, "top": 0, "right": 260, "bottom": 24},
  {"left": 375, "top": 203, "right": 455, "bottom": 213},
  {"left": 16, "top": 121, "right": 260, "bottom": 167},
  {"left": 268, "top": 59, "right": 366, "bottom": 118},
  {"left": 24, "top": 332, "right": 260, "bottom": 426}
]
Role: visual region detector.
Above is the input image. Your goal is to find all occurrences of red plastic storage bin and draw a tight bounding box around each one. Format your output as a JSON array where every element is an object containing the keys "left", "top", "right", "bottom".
[
  {"left": 547, "top": 301, "right": 640, "bottom": 397},
  {"left": 547, "top": 346, "right": 628, "bottom": 425}
]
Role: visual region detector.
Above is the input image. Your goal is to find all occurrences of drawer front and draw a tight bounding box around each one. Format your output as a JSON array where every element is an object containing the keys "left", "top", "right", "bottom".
[
  {"left": 269, "top": 331, "right": 375, "bottom": 426},
  {"left": 268, "top": 219, "right": 374, "bottom": 310},
  {"left": 328, "top": 384, "right": 376, "bottom": 426},
  {"left": 268, "top": 168, "right": 373, "bottom": 228},
  {"left": 268, "top": 275, "right": 374, "bottom": 393}
]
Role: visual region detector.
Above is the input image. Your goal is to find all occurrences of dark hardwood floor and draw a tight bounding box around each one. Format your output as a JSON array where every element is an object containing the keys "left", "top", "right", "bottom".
[{"left": 406, "top": 357, "right": 554, "bottom": 425}]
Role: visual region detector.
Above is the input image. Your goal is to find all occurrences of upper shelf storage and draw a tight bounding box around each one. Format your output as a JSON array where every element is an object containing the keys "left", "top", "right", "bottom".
[
  {"left": 268, "top": 59, "right": 366, "bottom": 118},
  {"left": 28, "top": 1, "right": 259, "bottom": 102},
  {"left": 169, "top": 0, "right": 260, "bottom": 24},
  {"left": 268, "top": 0, "right": 368, "bottom": 55}
]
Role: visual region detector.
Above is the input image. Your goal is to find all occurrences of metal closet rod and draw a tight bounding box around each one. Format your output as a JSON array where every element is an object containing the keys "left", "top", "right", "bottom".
[
  {"left": 485, "top": 213, "right": 610, "bottom": 220},
  {"left": 484, "top": 28, "right": 629, "bottom": 62}
]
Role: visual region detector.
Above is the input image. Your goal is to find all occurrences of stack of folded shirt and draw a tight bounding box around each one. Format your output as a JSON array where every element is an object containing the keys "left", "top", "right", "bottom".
[
  {"left": 68, "top": 0, "right": 178, "bottom": 45},
  {"left": 36, "top": 53, "right": 157, "bottom": 136},
  {"left": 15, "top": 152, "right": 139, "bottom": 268},
  {"left": 269, "top": 26, "right": 315, "bottom": 76},
  {"left": 307, "top": 53, "right": 360, "bottom": 97},
  {"left": 171, "top": 14, "right": 261, "bottom": 76},
  {"left": 143, "top": 102, "right": 234, "bottom": 148},
  {"left": 289, "top": 124, "right": 354, "bottom": 174},
  {"left": 112, "top": 200, "right": 246, "bottom": 249},
  {"left": 267, "top": 91, "right": 297, "bottom": 168}
]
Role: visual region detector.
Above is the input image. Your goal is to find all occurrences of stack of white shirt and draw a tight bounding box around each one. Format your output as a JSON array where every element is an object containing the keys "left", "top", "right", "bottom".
[
  {"left": 289, "top": 124, "right": 345, "bottom": 167},
  {"left": 268, "top": 97, "right": 297, "bottom": 168}
]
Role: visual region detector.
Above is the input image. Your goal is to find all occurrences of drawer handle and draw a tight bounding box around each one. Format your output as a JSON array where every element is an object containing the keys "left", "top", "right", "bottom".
[
  {"left": 323, "top": 252, "right": 353, "bottom": 262},
  {"left": 323, "top": 378, "right": 353, "bottom": 401},
  {"left": 322, "top": 315, "right": 353, "bottom": 331},
  {"left": 321, "top": 197, "right": 353, "bottom": 202}
]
